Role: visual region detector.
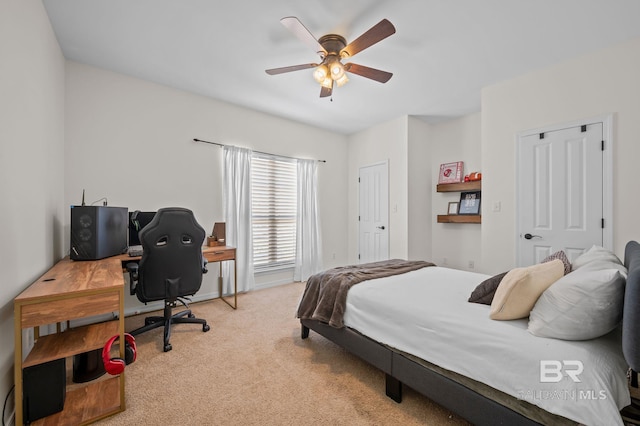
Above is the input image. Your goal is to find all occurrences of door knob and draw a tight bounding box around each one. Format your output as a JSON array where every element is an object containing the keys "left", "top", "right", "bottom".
[
  {"left": 524, "top": 233, "right": 542, "bottom": 240},
  {"left": 377, "top": 226, "right": 386, "bottom": 230}
]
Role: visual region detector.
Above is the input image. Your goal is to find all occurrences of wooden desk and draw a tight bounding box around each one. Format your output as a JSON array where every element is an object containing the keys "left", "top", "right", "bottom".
[
  {"left": 14, "top": 257, "right": 126, "bottom": 425},
  {"left": 115, "top": 245, "right": 238, "bottom": 309},
  {"left": 203, "top": 246, "right": 238, "bottom": 310}
]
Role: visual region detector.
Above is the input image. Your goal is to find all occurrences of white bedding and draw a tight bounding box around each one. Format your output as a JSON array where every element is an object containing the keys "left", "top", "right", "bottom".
[{"left": 342, "top": 266, "right": 630, "bottom": 426}]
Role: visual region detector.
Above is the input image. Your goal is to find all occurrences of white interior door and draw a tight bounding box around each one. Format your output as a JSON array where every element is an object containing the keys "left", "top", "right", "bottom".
[
  {"left": 517, "top": 122, "right": 604, "bottom": 266},
  {"left": 359, "top": 162, "right": 389, "bottom": 263}
]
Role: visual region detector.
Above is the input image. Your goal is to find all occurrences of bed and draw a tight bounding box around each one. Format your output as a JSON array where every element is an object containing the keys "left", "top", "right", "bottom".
[{"left": 297, "top": 241, "right": 640, "bottom": 426}]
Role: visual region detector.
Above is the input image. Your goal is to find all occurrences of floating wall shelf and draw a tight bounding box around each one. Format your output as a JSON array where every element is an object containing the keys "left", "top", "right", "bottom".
[{"left": 437, "top": 180, "right": 482, "bottom": 224}]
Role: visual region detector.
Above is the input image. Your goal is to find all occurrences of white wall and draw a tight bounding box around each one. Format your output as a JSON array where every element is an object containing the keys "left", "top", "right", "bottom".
[
  {"left": 347, "top": 116, "right": 409, "bottom": 263},
  {"left": 346, "top": 114, "right": 482, "bottom": 269},
  {"left": 482, "top": 36, "right": 640, "bottom": 273},
  {"left": 430, "top": 113, "right": 482, "bottom": 271},
  {"left": 0, "top": 0, "right": 65, "bottom": 417},
  {"left": 64, "top": 62, "right": 349, "bottom": 308},
  {"left": 407, "top": 117, "right": 432, "bottom": 261}
]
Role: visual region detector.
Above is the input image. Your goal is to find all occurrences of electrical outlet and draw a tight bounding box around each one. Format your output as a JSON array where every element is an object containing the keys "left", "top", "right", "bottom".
[{"left": 468, "top": 260, "right": 475, "bottom": 269}]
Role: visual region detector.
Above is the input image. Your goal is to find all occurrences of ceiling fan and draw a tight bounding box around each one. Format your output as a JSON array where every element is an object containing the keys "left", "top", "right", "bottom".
[{"left": 265, "top": 17, "right": 396, "bottom": 98}]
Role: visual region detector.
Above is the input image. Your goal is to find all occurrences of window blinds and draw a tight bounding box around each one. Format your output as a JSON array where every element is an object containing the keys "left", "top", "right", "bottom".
[{"left": 251, "top": 154, "right": 297, "bottom": 270}]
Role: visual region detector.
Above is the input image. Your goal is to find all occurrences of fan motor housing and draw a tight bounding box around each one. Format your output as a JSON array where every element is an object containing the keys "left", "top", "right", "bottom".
[{"left": 318, "top": 34, "right": 347, "bottom": 57}]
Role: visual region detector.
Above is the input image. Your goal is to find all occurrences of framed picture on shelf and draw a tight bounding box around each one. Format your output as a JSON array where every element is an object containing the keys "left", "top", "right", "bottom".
[
  {"left": 448, "top": 202, "right": 459, "bottom": 215},
  {"left": 438, "top": 161, "right": 464, "bottom": 184},
  {"left": 458, "top": 191, "right": 481, "bottom": 215}
]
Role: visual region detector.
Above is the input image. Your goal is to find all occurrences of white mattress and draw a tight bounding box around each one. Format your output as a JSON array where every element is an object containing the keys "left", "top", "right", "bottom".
[{"left": 342, "top": 266, "right": 630, "bottom": 426}]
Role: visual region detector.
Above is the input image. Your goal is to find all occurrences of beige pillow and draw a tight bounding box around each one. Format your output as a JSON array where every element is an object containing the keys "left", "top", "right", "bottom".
[{"left": 490, "top": 259, "right": 564, "bottom": 320}]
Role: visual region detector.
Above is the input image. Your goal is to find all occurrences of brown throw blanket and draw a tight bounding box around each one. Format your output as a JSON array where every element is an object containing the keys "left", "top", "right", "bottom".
[{"left": 296, "top": 259, "right": 435, "bottom": 328}]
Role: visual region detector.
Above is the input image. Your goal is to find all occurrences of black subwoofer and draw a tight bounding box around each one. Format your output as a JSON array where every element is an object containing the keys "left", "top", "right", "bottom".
[
  {"left": 23, "top": 358, "right": 66, "bottom": 422},
  {"left": 73, "top": 348, "right": 106, "bottom": 383}
]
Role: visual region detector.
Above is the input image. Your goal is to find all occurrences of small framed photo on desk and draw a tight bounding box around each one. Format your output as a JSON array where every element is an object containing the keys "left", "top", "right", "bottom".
[
  {"left": 448, "top": 202, "right": 459, "bottom": 215},
  {"left": 458, "top": 191, "right": 481, "bottom": 215}
]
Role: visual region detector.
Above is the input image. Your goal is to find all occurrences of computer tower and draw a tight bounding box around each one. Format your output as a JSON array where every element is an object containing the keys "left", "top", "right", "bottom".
[
  {"left": 23, "top": 358, "right": 66, "bottom": 422},
  {"left": 70, "top": 205, "right": 128, "bottom": 260}
]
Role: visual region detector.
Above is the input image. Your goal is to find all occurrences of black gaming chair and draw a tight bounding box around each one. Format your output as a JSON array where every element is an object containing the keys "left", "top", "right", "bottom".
[{"left": 127, "top": 207, "right": 210, "bottom": 352}]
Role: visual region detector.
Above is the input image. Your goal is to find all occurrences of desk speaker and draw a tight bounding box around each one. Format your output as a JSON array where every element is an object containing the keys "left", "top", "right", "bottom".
[
  {"left": 70, "top": 206, "right": 128, "bottom": 260},
  {"left": 73, "top": 348, "right": 106, "bottom": 383}
]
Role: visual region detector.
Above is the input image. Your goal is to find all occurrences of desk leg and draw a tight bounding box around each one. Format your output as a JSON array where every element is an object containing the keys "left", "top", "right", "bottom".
[
  {"left": 218, "top": 262, "right": 222, "bottom": 301},
  {"left": 218, "top": 260, "right": 237, "bottom": 309},
  {"left": 14, "top": 304, "right": 23, "bottom": 426}
]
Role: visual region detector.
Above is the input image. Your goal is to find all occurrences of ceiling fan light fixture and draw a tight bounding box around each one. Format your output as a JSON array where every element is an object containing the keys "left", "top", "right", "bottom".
[
  {"left": 320, "top": 77, "right": 333, "bottom": 89},
  {"left": 335, "top": 74, "right": 349, "bottom": 87},
  {"left": 329, "top": 60, "right": 345, "bottom": 80},
  {"left": 313, "top": 65, "right": 328, "bottom": 83}
]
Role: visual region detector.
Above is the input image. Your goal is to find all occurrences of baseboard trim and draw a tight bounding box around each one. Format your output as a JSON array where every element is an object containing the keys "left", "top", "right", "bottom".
[{"left": 123, "top": 280, "right": 298, "bottom": 317}]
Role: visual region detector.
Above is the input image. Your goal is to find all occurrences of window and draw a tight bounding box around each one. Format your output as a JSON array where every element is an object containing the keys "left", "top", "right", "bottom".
[{"left": 251, "top": 154, "right": 297, "bottom": 270}]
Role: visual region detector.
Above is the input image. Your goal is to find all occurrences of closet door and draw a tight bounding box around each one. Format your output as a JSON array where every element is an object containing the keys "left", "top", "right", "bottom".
[
  {"left": 516, "top": 122, "right": 604, "bottom": 266},
  {"left": 359, "top": 161, "right": 389, "bottom": 263}
]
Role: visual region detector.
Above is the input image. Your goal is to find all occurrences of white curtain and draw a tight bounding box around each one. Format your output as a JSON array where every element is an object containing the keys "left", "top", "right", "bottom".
[
  {"left": 294, "top": 159, "right": 323, "bottom": 282},
  {"left": 222, "top": 145, "right": 255, "bottom": 293}
]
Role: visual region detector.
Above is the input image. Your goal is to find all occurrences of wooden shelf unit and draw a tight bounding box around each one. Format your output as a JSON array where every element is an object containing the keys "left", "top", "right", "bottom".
[
  {"left": 436, "top": 180, "right": 481, "bottom": 193},
  {"left": 437, "top": 214, "right": 482, "bottom": 223},
  {"left": 14, "top": 257, "right": 126, "bottom": 425},
  {"left": 437, "top": 180, "right": 482, "bottom": 224}
]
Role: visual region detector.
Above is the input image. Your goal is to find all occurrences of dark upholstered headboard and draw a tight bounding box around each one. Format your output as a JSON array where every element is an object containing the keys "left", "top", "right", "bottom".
[{"left": 623, "top": 241, "right": 640, "bottom": 372}]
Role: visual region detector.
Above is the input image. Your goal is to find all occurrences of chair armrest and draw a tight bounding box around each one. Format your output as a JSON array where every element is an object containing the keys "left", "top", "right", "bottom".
[{"left": 126, "top": 262, "right": 139, "bottom": 295}]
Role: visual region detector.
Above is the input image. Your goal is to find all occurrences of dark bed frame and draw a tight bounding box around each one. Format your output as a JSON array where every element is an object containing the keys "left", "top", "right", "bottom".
[{"left": 300, "top": 241, "right": 640, "bottom": 426}]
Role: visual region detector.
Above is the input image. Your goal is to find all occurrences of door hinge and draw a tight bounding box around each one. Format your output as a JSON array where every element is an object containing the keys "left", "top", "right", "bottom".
[
  {"left": 601, "top": 140, "right": 605, "bottom": 151},
  {"left": 358, "top": 177, "right": 360, "bottom": 183},
  {"left": 358, "top": 254, "right": 360, "bottom": 260},
  {"left": 358, "top": 215, "right": 360, "bottom": 221},
  {"left": 602, "top": 218, "right": 605, "bottom": 229},
  {"left": 581, "top": 124, "right": 587, "bottom": 132}
]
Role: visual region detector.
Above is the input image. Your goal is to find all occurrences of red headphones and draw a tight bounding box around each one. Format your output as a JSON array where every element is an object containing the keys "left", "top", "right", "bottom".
[{"left": 102, "top": 333, "right": 137, "bottom": 375}]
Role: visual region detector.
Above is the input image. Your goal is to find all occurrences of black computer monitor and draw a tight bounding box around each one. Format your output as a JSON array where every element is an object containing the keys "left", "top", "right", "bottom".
[{"left": 128, "top": 211, "right": 156, "bottom": 247}]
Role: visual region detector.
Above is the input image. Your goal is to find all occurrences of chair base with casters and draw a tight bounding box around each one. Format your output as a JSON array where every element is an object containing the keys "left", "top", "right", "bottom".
[{"left": 129, "top": 298, "right": 210, "bottom": 352}]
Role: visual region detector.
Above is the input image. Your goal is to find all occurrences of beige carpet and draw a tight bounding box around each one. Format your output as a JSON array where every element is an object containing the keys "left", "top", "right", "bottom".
[{"left": 96, "top": 282, "right": 470, "bottom": 425}]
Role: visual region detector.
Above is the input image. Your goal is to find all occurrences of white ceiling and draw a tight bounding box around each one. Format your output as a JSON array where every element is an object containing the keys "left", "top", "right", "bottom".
[{"left": 42, "top": 0, "right": 640, "bottom": 135}]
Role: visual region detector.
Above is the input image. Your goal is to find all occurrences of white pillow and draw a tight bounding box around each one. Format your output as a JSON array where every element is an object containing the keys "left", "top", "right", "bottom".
[
  {"left": 490, "top": 259, "right": 564, "bottom": 320},
  {"left": 528, "top": 268, "right": 625, "bottom": 340},
  {"left": 579, "top": 258, "right": 628, "bottom": 278},
  {"left": 571, "top": 245, "right": 623, "bottom": 271}
]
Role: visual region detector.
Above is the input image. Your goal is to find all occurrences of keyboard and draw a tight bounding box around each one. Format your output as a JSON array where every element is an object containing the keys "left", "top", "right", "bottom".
[{"left": 128, "top": 245, "right": 143, "bottom": 257}]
